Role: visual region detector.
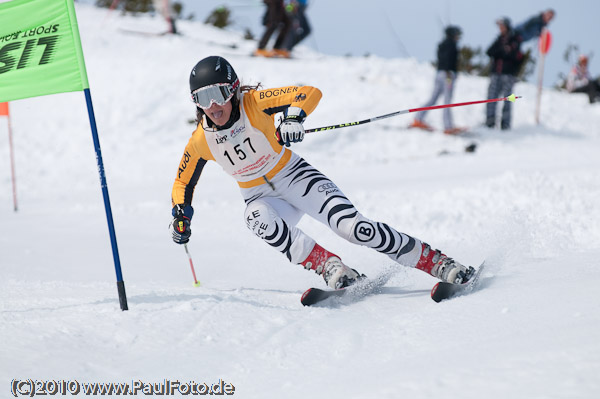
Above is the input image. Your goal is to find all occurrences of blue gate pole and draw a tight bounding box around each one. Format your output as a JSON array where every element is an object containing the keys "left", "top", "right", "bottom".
[{"left": 84, "top": 88, "right": 128, "bottom": 311}]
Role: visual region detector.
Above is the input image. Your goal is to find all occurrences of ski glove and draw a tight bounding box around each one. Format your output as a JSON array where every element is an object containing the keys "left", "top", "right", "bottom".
[
  {"left": 276, "top": 106, "right": 306, "bottom": 147},
  {"left": 172, "top": 204, "right": 194, "bottom": 244}
]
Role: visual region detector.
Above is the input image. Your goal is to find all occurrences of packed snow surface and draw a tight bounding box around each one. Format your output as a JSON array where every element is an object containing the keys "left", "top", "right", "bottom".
[{"left": 1, "top": 5, "right": 599, "bottom": 399}]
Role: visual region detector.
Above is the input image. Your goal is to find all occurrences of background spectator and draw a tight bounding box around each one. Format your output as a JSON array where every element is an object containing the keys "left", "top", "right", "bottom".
[
  {"left": 566, "top": 55, "right": 600, "bottom": 103},
  {"left": 254, "top": 0, "right": 291, "bottom": 58},
  {"left": 514, "top": 9, "right": 555, "bottom": 43},
  {"left": 153, "top": 0, "right": 177, "bottom": 34},
  {"left": 485, "top": 17, "right": 523, "bottom": 130},
  {"left": 410, "top": 25, "right": 465, "bottom": 134},
  {"left": 284, "top": 0, "right": 311, "bottom": 54}
]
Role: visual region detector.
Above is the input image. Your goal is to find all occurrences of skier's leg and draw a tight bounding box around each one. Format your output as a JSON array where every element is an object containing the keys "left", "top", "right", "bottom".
[
  {"left": 277, "top": 157, "right": 473, "bottom": 283},
  {"left": 272, "top": 4, "right": 291, "bottom": 50},
  {"left": 244, "top": 196, "right": 310, "bottom": 263},
  {"left": 342, "top": 215, "right": 473, "bottom": 284},
  {"left": 257, "top": 3, "right": 278, "bottom": 50},
  {"left": 243, "top": 196, "right": 358, "bottom": 288},
  {"left": 442, "top": 71, "right": 456, "bottom": 130},
  {"left": 415, "top": 71, "right": 446, "bottom": 123}
]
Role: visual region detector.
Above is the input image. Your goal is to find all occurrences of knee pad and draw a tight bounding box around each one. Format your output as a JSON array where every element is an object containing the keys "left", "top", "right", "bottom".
[{"left": 244, "top": 200, "right": 278, "bottom": 239}]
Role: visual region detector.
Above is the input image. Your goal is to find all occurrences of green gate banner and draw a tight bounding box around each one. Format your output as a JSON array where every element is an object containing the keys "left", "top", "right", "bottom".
[{"left": 0, "top": 0, "right": 89, "bottom": 102}]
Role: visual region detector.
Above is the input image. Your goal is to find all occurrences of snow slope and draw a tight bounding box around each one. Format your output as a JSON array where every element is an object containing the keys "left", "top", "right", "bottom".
[{"left": 1, "top": 5, "right": 600, "bottom": 398}]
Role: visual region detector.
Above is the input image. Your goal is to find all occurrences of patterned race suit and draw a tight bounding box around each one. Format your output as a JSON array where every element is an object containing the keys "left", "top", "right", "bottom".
[{"left": 172, "top": 85, "right": 423, "bottom": 270}]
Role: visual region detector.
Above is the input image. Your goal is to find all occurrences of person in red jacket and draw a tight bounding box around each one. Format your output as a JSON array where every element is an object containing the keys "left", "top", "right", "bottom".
[{"left": 171, "top": 56, "right": 475, "bottom": 289}]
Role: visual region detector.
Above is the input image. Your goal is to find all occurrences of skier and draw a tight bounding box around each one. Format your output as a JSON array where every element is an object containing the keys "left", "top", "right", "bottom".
[
  {"left": 409, "top": 25, "right": 465, "bottom": 135},
  {"left": 171, "top": 56, "right": 475, "bottom": 290}
]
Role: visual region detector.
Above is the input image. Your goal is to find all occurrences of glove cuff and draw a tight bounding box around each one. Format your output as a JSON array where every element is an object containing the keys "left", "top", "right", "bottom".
[
  {"left": 172, "top": 204, "right": 194, "bottom": 220},
  {"left": 284, "top": 106, "right": 306, "bottom": 122}
]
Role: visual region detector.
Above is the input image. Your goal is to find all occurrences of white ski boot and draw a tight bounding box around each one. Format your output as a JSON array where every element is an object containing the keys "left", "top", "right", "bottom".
[
  {"left": 300, "top": 244, "right": 365, "bottom": 289},
  {"left": 323, "top": 257, "right": 363, "bottom": 289},
  {"left": 416, "top": 243, "right": 474, "bottom": 284}
]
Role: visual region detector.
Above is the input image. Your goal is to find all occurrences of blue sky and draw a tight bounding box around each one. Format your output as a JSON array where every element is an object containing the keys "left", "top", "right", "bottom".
[{"left": 181, "top": 0, "right": 599, "bottom": 88}]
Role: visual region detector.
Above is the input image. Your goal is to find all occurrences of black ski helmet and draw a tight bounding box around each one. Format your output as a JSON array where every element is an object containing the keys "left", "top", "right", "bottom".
[
  {"left": 189, "top": 56, "right": 239, "bottom": 95},
  {"left": 189, "top": 56, "right": 241, "bottom": 129}
]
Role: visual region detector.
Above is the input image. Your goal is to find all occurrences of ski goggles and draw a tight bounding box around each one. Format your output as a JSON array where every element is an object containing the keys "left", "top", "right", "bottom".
[{"left": 191, "top": 80, "right": 239, "bottom": 109}]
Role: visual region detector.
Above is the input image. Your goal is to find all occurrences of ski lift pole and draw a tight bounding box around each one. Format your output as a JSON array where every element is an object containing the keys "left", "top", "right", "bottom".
[{"left": 305, "top": 94, "right": 520, "bottom": 134}]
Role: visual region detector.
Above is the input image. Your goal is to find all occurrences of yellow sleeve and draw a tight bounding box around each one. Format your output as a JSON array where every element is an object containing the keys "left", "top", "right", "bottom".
[
  {"left": 249, "top": 85, "right": 322, "bottom": 118},
  {"left": 171, "top": 125, "right": 214, "bottom": 207},
  {"left": 243, "top": 85, "right": 322, "bottom": 149}
]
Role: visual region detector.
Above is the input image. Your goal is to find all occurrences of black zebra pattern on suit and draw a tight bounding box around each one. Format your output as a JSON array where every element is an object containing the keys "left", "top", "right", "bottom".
[
  {"left": 263, "top": 218, "right": 293, "bottom": 261},
  {"left": 284, "top": 157, "right": 358, "bottom": 229},
  {"left": 241, "top": 153, "right": 423, "bottom": 268}
]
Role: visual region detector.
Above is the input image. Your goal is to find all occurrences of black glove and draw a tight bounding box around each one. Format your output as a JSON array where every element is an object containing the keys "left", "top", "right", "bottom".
[
  {"left": 172, "top": 204, "right": 193, "bottom": 244},
  {"left": 276, "top": 106, "right": 306, "bottom": 147}
]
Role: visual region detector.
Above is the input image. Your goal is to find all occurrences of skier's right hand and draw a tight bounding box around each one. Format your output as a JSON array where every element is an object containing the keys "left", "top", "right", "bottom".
[
  {"left": 276, "top": 106, "right": 306, "bottom": 147},
  {"left": 172, "top": 204, "right": 193, "bottom": 244}
]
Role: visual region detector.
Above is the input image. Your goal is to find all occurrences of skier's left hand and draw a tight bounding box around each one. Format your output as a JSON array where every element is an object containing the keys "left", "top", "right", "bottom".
[
  {"left": 172, "top": 215, "right": 191, "bottom": 244},
  {"left": 276, "top": 106, "right": 305, "bottom": 147},
  {"left": 171, "top": 204, "right": 193, "bottom": 244}
]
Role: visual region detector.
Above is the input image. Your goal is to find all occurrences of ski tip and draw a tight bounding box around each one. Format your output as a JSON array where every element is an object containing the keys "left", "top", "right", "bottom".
[
  {"left": 430, "top": 283, "right": 443, "bottom": 303},
  {"left": 300, "top": 288, "right": 313, "bottom": 306}
]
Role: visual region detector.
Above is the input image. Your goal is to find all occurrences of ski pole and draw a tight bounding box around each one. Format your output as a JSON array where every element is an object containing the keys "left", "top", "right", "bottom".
[
  {"left": 184, "top": 243, "right": 201, "bottom": 287},
  {"left": 305, "top": 94, "right": 520, "bottom": 134}
]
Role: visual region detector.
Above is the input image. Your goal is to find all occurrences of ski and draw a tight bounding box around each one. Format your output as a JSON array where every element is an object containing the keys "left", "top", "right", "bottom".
[
  {"left": 301, "top": 268, "right": 396, "bottom": 307},
  {"left": 431, "top": 263, "right": 486, "bottom": 303},
  {"left": 301, "top": 287, "right": 346, "bottom": 306},
  {"left": 119, "top": 28, "right": 172, "bottom": 37},
  {"left": 408, "top": 123, "right": 472, "bottom": 136},
  {"left": 300, "top": 263, "right": 485, "bottom": 306}
]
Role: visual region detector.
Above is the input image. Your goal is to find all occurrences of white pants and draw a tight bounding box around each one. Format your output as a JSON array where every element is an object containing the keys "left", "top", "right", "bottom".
[
  {"left": 242, "top": 152, "right": 422, "bottom": 268},
  {"left": 415, "top": 70, "right": 456, "bottom": 130}
]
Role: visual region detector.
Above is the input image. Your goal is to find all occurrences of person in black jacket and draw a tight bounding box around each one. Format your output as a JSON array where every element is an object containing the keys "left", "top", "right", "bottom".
[
  {"left": 254, "top": 0, "right": 291, "bottom": 58},
  {"left": 410, "top": 25, "right": 464, "bottom": 134},
  {"left": 485, "top": 17, "right": 523, "bottom": 130}
]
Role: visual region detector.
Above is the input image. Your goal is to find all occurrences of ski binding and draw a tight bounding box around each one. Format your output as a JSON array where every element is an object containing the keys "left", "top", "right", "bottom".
[{"left": 431, "top": 263, "right": 486, "bottom": 303}]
